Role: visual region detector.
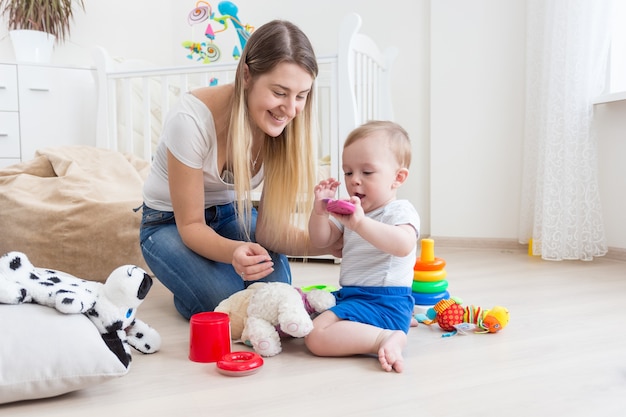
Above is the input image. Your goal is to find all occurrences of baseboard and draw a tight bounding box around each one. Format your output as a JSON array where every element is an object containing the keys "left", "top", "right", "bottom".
[
  {"left": 288, "top": 255, "right": 340, "bottom": 264},
  {"left": 428, "top": 236, "right": 626, "bottom": 262},
  {"left": 606, "top": 247, "right": 626, "bottom": 262},
  {"left": 428, "top": 236, "right": 526, "bottom": 252}
]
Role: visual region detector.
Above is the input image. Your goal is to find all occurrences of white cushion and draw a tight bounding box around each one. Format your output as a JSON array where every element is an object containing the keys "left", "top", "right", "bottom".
[{"left": 0, "top": 304, "right": 128, "bottom": 404}]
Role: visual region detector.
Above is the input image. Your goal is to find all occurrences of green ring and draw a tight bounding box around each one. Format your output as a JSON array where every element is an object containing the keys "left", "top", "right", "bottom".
[
  {"left": 411, "top": 279, "right": 448, "bottom": 294},
  {"left": 301, "top": 284, "right": 338, "bottom": 293}
]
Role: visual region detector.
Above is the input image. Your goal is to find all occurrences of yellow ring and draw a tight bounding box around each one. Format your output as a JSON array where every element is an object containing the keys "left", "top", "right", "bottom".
[{"left": 414, "top": 269, "right": 447, "bottom": 282}]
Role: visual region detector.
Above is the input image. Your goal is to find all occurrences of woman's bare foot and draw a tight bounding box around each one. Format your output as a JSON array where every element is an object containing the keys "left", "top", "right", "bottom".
[{"left": 377, "top": 330, "right": 407, "bottom": 372}]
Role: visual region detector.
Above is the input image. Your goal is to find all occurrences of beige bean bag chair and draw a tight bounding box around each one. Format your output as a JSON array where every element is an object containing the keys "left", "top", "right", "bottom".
[{"left": 0, "top": 146, "right": 151, "bottom": 282}]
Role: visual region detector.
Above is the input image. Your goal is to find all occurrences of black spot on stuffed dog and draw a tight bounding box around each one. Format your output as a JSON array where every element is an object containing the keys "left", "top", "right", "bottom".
[{"left": 0, "top": 251, "right": 161, "bottom": 367}]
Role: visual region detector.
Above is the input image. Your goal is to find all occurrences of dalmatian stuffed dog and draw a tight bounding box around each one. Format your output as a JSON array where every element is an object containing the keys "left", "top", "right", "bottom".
[{"left": 0, "top": 251, "right": 161, "bottom": 368}]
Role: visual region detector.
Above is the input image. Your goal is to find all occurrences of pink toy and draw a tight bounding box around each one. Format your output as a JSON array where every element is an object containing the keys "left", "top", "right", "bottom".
[{"left": 324, "top": 199, "right": 355, "bottom": 215}]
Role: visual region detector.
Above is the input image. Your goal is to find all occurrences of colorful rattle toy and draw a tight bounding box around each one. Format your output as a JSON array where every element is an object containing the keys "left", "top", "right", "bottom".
[
  {"left": 412, "top": 239, "right": 450, "bottom": 310},
  {"left": 417, "top": 298, "right": 510, "bottom": 336}
]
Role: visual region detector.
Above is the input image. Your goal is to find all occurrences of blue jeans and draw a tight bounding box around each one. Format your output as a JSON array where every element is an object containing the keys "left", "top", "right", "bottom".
[{"left": 139, "top": 203, "right": 292, "bottom": 320}]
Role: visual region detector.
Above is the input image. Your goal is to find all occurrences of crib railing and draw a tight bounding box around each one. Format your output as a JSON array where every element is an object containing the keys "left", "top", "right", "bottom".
[
  {"left": 93, "top": 47, "right": 339, "bottom": 168},
  {"left": 93, "top": 48, "right": 238, "bottom": 161}
]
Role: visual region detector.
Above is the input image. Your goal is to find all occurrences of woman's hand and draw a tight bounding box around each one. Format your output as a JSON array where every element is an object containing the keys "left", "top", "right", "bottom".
[{"left": 231, "top": 243, "right": 274, "bottom": 281}]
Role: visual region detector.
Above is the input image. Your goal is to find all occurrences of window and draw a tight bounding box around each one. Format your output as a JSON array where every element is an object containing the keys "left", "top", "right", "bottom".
[
  {"left": 608, "top": 1, "right": 626, "bottom": 92},
  {"left": 595, "top": 1, "right": 626, "bottom": 103}
]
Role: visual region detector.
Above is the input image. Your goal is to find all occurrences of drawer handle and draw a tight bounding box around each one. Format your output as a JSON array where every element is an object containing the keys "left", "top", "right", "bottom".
[
  {"left": 0, "top": 86, "right": 6, "bottom": 90},
  {"left": 28, "top": 87, "right": 50, "bottom": 92},
  {"left": 0, "top": 133, "right": 9, "bottom": 137}
]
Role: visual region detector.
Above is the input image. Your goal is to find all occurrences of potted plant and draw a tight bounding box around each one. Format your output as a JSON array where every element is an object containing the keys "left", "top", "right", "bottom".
[{"left": 0, "top": 0, "right": 85, "bottom": 63}]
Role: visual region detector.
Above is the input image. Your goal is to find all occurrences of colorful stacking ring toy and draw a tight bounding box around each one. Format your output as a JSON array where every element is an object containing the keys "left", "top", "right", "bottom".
[
  {"left": 412, "top": 290, "right": 450, "bottom": 306},
  {"left": 412, "top": 239, "right": 450, "bottom": 306},
  {"left": 412, "top": 279, "right": 449, "bottom": 294},
  {"left": 413, "top": 269, "right": 447, "bottom": 282},
  {"left": 414, "top": 257, "right": 446, "bottom": 271},
  {"left": 216, "top": 351, "right": 264, "bottom": 376}
]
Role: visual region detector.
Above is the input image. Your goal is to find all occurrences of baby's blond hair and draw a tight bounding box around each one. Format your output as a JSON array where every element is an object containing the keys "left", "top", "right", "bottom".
[{"left": 344, "top": 120, "right": 411, "bottom": 169}]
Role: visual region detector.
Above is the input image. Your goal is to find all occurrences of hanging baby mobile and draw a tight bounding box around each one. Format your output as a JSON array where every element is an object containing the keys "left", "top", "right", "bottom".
[{"left": 182, "top": 1, "right": 254, "bottom": 64}]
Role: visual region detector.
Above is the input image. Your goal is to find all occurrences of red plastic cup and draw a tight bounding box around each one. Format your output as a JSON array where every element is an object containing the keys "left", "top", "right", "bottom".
[{"left": 189, "top": 312, "right": 231, "bottom": 363}]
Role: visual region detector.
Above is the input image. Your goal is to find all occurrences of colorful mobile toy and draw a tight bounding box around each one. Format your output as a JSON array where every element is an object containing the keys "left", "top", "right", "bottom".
[
  {"left": 217, "top": 1, "right": 251, "bottom": 53},
  {"left": 182, "top": 1, "right": 254, "bottom": 63},
  {"left": 181, "top": 40, "right": 221, "bottom": 63}
]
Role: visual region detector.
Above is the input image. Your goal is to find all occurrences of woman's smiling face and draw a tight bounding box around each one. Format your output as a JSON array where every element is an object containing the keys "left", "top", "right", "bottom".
[{"left": 244, "top": 62, "right": 314, "bottom": 138}]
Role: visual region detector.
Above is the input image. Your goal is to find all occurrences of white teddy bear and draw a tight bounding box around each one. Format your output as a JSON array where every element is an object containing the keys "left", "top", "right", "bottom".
[
  {"left": 215, "top": 282, "right": 336, "bottom": 357},
  {"left": 0, "top": 251, "right": 161, "bottom": 368}
]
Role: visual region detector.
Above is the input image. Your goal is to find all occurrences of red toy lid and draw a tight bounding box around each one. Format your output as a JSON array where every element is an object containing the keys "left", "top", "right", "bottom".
[{"left": 216, "top": 351, "right": 264, "bottom": 376}]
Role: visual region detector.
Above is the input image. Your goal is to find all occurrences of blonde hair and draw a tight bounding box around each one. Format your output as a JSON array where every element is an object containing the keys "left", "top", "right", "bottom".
[
  {"left": 228, "top": 20, "right": 318, "bottom": 248},
  {"left": 344, "top": 120, "right": 412, "bottom": 168}
]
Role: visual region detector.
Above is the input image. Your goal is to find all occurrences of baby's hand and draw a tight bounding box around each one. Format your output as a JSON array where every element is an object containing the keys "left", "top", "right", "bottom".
[
  {"left": 335, "top": 196, "right": 365, "bottom": 230},
  {"left": 313, "top": 178, "right": 341, "bottom": 214},
  {"left": 314, "top": 178, "right": 341, "bottom": 198}
]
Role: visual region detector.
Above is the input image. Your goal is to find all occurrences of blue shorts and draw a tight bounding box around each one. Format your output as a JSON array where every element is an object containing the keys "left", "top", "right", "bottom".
[{"left": 329, "top": 286, "right": 414, "bottom": 333}]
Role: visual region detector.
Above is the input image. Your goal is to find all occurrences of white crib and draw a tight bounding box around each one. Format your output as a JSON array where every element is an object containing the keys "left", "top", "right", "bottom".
[{"left": 93, "top": 13, "right": 397, "bottom": 199}]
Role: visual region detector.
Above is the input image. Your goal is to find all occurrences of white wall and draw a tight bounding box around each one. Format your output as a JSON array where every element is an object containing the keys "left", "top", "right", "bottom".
[
  {"left": 1, "top": 0, "right": 624, "bottom": 249},
  {"left": 430, "top": 0, "right": 526, "bottom": 240},
  {"left": 429, "top": 0, "right": 626, "bottom": 250}
]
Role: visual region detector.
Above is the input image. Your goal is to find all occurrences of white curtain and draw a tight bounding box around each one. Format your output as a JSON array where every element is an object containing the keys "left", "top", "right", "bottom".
[{"left": 519, "top": 0, "right": 612, "bottom": 261}]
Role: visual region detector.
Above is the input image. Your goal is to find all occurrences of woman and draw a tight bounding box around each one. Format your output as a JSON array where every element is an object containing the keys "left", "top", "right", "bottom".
[{"left": 139, "top": 20, "right": 335, "bottom": 320}]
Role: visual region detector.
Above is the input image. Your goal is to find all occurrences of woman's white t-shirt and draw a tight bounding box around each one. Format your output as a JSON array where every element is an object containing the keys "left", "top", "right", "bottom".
[{"left": 143, "top": 93, "right": 263, "bottom": 211}]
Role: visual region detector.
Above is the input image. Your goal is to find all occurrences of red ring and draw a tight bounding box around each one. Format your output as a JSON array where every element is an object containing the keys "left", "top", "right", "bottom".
[
  {"left": 216, "top": 351, "right": 264, "bottom": 376},
  {"left": 414, "top": 257, "right": 446, "bottom": 271}
]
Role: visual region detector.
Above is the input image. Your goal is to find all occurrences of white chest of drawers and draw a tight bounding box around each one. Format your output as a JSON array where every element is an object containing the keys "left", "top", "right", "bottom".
[{"left": 0, "top": 63, "right": 97, "bottom": 168}]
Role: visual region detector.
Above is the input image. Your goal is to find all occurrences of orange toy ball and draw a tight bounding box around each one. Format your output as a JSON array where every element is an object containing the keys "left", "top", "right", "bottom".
[{"left": 437, "top": 303, "right": 465, "bottom": 332}]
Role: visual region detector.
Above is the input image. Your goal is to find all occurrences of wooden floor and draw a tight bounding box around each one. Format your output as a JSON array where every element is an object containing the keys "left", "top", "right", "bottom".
[{"left": 3, "top": 245, "right": 626, "bottom": 416}]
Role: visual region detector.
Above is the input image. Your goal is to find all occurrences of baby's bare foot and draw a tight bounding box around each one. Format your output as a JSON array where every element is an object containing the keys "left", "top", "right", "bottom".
[{"left": 377, "top": 330, "right": 407, "bottom": 373}]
